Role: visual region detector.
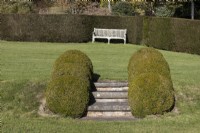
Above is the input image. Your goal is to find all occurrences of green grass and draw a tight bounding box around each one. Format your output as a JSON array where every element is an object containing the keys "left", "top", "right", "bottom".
[
  {"left": 1, "top": 41, "right": 142, "bottom": 81},
  {"left": 1, "top": 41, "right": 200, "bottom": 133}
]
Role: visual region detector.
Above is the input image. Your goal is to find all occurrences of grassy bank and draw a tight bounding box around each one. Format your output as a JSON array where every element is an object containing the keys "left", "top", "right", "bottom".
[{"left": 1, "top": 41, "right": 200, "bottom": 132}]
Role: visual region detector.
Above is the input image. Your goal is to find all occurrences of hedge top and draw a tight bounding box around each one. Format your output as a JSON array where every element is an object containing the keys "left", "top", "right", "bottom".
[
  {"left": 52, "top": 62, "right": 92, "bottom": 81},
  {"left": 128, "top": 47, "right": 171, "bottom": 80},
  {"left": 54, "top": 50, "right": 93, "bottom": 73}
]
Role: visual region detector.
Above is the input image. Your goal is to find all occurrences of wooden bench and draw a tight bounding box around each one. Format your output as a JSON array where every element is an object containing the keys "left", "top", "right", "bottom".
[{"left": 92, "top": 28, "right": 127, "bottom": 44}]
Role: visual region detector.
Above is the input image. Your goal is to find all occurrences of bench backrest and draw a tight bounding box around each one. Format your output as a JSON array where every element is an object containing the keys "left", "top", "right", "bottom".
[{"left": 94, "top": 28, "right": 127, "bottom": 38}]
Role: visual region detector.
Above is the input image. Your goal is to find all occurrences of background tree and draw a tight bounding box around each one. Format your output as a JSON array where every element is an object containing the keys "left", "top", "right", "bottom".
[{"left": 145, "top": 0, "right": 200, "bottom": 19}]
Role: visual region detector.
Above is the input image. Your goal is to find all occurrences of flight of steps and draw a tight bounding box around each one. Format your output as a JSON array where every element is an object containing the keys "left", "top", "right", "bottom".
[{"left": 82, "top": 81, "right": 135, "bottom": 120}]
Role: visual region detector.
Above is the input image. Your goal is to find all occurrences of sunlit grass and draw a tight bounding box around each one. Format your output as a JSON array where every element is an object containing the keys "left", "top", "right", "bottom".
[
  {"left": 1, "top": 41, "right": 200, "bottom": 86},
  {"left": 1, "top": 41, "right": 200, "bottom": 133}
]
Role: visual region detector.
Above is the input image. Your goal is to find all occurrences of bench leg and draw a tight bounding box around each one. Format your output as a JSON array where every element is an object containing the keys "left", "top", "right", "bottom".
[
  {"left": 108, "top": 38, "right": 110, "bottom": 44},
  {"left": 92, "top": 37, "right": 95, "bottom": 43},
  {"left": 124, "top": 39, "right": 126, "bottom": 44}
]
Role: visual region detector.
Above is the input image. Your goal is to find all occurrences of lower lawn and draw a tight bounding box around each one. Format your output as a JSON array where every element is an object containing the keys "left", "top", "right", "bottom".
[{"left": 1, "top": 41, "right": 200, "bottom": 133}]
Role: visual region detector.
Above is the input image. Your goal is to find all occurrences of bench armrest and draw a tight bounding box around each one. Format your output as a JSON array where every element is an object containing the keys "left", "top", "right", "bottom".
[{"left": 124, "top": 33, "right": 127, "bottom": 37}]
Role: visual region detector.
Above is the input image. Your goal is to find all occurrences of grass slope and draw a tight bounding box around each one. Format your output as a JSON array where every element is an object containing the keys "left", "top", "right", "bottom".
[{"left": 1, "top": 41, "right": 200, "bottom": 133}]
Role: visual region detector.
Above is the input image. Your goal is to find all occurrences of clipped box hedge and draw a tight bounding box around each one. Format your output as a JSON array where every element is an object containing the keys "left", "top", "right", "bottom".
[
  {"left": 46, "top": 76, "right": 90, "bottom": 118},
  {"left": 142, "top": 17, "right": 200, "bottom": 55},
  {"left": 0, "top": 14, "right": 143, "bottom": 44},
  {"left": 172, "top": 18, "right": 200, "bottom": 54},
  {"left": 128, "top": 48, "right": 171, "bottom": 81},
  {"left": 128, "top": 48, "right": 175, "bottom": 118},
  {"left": 52, "top": 63, "right": 92, "bottom": 81},
  {"left": 46, "top": 50, "right": 93, "bottom": 118},
  {"left": 0, "top": 14, "right": 200, "bottom": 54},
  {"left": 142, "top": 17, "right": 174, "bottom": 50},
  {"left": 128, "top": 73, "right": 175, "bottom": 118},
  {"left": 53, "top": 50, "right": 93, "bottom": 76},
  {"left": 0, "top": 14, "right": 93, "bottom": 42}
]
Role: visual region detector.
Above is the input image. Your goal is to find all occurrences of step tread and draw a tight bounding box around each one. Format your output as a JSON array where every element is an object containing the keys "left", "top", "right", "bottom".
[
  {"left": 88, "top": 102, "right": 130, "bottom": 111},
  {"left": 95, "top": 87, "right": 128, "bottom": 92},
  {"left": 95, "top": 99, "right": 128, "bottom": 102},
  {"left": 94, "top": 82, "right": 128, "bottom": 88},
  {"left": 92, "top": 91, "right": 128, "bottom": 99},
  {"left": 87, "top": 111, "right": 132, "bottom": 117}
]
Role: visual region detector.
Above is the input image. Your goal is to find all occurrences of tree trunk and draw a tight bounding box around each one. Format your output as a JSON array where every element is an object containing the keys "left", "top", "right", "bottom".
[
  {"left": 191, "top": 0, "right": 194, "bottom": 20},
  {"left": 108, "top": 0, "right": 111, "bottom": 13}
]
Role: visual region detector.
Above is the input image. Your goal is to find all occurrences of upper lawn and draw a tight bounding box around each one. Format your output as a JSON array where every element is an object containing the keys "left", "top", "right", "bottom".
[
  {"left": 1, "top": 41, "right": 200, "bottom": 86},
  {"left": 1, "top": 41, "right": 200, "bottom": 133}
]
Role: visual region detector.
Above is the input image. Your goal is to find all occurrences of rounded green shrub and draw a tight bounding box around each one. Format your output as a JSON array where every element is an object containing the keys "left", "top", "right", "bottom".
[
  {"left": 46, "top": 76, "right": 90, "bottom": 118},
  {"left": 54, "top": 50, "right": 93, "bottom": 75},
  {"left": 128, "top": 48, "right": 171, "bottom": 81},
  {"left": 46, "top": 50, "right": 93, "bottom": 118},
  {"left": 52, "top": 62, "right": 92, "bottom": 81},
  {"left": 128, "top": 73, "right": 175, "bottom": 118},
  {"left": 128, "top": 47, "right": 175, "bottom": 118}
]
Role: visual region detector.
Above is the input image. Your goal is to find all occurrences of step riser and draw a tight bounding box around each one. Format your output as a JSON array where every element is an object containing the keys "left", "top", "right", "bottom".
[
  {"left": 88, "top": 102, "right": 130, "bottom": 111},
  {"left": 92, "top": 92, "right": 128, "bottom": 99},
  {"left": 96, "top": 87, "right": 128, "bottom": 92},
  {"left": 88, "top": 106, "right": 131, "bottom": 111},
  {"left": 95, "top": 99, "right": 128, "bottom": 102},
  {"left": 87, "top": 111, "right": 132, "bottom": 117}
]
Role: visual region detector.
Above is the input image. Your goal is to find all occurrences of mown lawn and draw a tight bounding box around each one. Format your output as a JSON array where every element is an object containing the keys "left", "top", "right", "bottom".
[{"left": 1, "top": 41, "right": 200, "bottom": 133}]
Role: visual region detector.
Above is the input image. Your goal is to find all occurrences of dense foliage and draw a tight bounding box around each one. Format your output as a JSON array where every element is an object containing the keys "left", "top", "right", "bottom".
[
  {"left": 112, "top": 1, "right": 135, "bottom": 16},
  {"left": 0, "top": 0, "right": 53, "bottom": 13},
  {"left": 52, "top": 50, "right": 93, "bottom": 80},
  {"left": 155, "top": 5, "right": 175, "bottom": 17},
  {"left": 52, "top": 63, "right": 92, "bottom": 81},
  {"left": 0, "top": 1, "right": 34, "bottom": 13},
  {"left": 0, "top": 14, "right": 200, "bottom": 55},
  {"left": 0, "top": 14, "right": 142, "bottom": 44},
  {"left": 128, "top": 48, "right": 175, "bottom": 118},
  {"left": 143, "top": 17, "right": 200, "bottom": 55},
  {"left": 1, "top": 0, "right": 200, "bottom": 20},
  {"left": 128, "top": 48, "right": 171, "bottom": 81},
  {"left": 128, "top": 73, "right": 175, "bottom": 118},
  {"left": 53, "top": 50, "right": 93, "bottom": 73},
  {"left": 46, "top": 50, "right": 92, "bottom": 118},
  {"left": 46, "top": 76, "right": 90, "bottom": 118}
]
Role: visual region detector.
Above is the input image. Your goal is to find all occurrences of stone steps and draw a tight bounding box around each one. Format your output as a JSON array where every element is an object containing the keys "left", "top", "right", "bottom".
[
  {"left": 94, "top": 82, "right": 128, "bottom": 88},
  {"left": 95, "top": 99, "right": 128, "bottom": 102},
  {"left": 92, "top": 91, "right": 128, "bottom": 99},
  {"left": 96, "top": 87, "right": 128, "bottom": 92},
  {"left": 84, "top": 81, "right": 133, "bottom": 119},
  {"left": 81, "top": 116, "right": 136, "bottom": 121},
  {"left": 88, "top": 102, "right": 130, "bottom": 111},
  {"left": 87, "top": 111, "right": 132, "bottom": 117}
]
